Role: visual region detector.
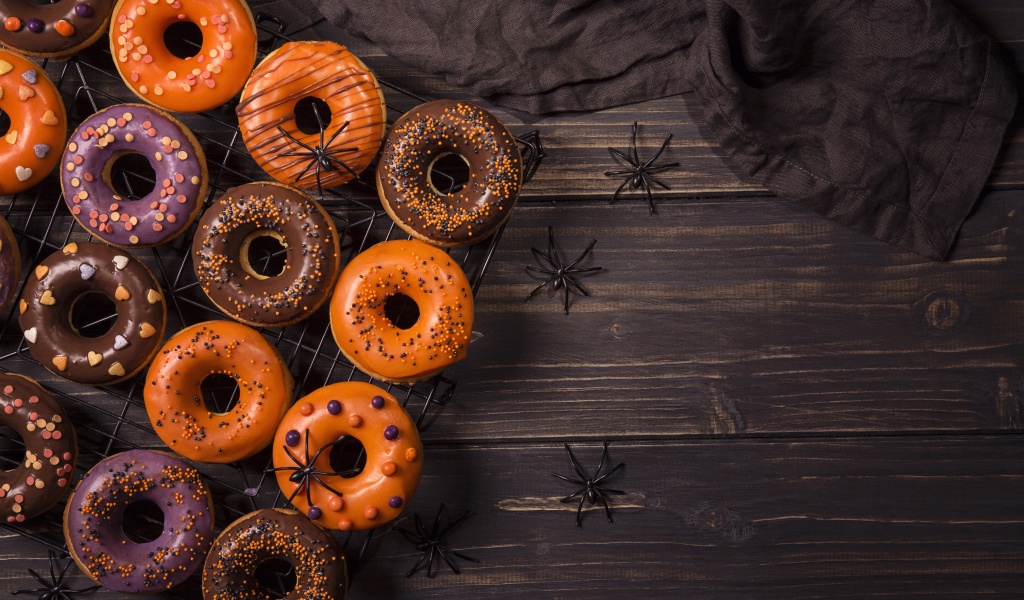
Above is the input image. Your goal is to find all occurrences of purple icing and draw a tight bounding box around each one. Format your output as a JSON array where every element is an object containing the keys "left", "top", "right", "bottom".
[
  {"left": 371, "top": 395, "right": 385, "bottom": 409},
  {"left": 388, "top": 496, "right": 403, "bottom": 509},
  {"left": 327, "top": 399, "right": 341, "bottom": 415},
  {"left": 75, "top": 3, "right": 93, "bottom": 17},
  {"left": 384, "top": 425, "right": 398, "bottom": 440},
  {"left": 33, "top": 144, "right": 49, "bottom": 159},
  {"left": 307, "top": 506, "right": 322, "bottom": 520},
  {"left": 61, "top": 104, "right": 204, "bottom": 247},
  {"left": 285, "top": 429, "right": 300, "bottom": 447},
  {"left": 22, "top": 70, "right": 36, "bottom": 84},
  {"left": 26, "top": 19, "right": 44, "bottom": 33},
  {"left": 64, "top": 449, "right": 214, "bottom": 593}
]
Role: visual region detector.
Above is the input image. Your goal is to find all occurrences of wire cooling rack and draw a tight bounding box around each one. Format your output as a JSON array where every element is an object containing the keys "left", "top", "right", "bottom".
[{"left": 0, "top": 14, "right": 544, "bottom": 598}]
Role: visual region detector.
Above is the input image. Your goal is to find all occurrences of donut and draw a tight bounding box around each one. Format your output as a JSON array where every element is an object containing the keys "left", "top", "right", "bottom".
[
  {"left": 0, "top": 373, "right": 76, "bottom": 524},
  {"left": 329, "top": 239, "right": 474, "bottom": 383},
  {"left": 110, "top": 0, "right": 257, "bottom": 113},
  {"left": 61, "top": 103, "right": 208, "bottom": 248},
  {"left": 63, "top": 449, "right": 215, "bottom": 593},
  {"left": 0, "top": 48, "right": 67, "bottom": 195},
  {"left": 0, "top": 0, "right": 115, "bottom": 59},
  {"left": 145, "top": 320, "right": 294, "bottom": 464},
  {"left": 191, "top": 182, "right": 341, "bottom": 327},
  {"left": 237, "top": 40, "right": 386, "bottom": 191},
  {"left": 18, "top": 242, "right": 167, "bottom": 386},
  {"left": 272, "top": 382, "right": 422, "bottom": 531},
  {"left": 0, "top": 216, "right": 21, "bottom": 312},
  {"left": 377, "top": 100, "right": 522, "bottom": 247},
  {"left": 203, "top": 508, "right": 347, "bottom": 599}
]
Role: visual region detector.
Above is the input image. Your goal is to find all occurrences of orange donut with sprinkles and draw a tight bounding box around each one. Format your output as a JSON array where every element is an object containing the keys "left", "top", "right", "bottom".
[
  {"left": 329, "top": 239, "right": 474, "bottom": 383},
  {"left": 109, "top": 0, "right": 257, "bottom": 113},
  {"left": 0, "top": 48, "right": 66, "bottom": 195},
  {"left": 272, "top": 382, "right": 423, "bottom": 531}
]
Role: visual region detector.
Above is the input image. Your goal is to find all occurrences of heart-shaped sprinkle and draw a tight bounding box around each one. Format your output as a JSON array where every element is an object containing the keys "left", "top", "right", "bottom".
[
  {"left": 147, "top": 289, "right": 162, "bottom": 304},
  {"left": 15, "top": 166, "right": 31, "bottom": 182},
  {"left": 113, "top": 335, "right": 129, "bottom": 350},
  {"left": 114, "top": 285, "right": 130, "bottom": 301},
  {"left": 107, "top": 362, "right": 125, "bottom": 377},
  {"left": 0, "top": 61, "right": 11, "bottom": 75},
  {"left": 21, "top": 70, "right": 36, "bottom": 84},
  {"left": 112, "top": 255, "right": 129, "bottom": 270},
  {"left": 40, "top": 110, "right": 58, "bottom": 126},
  {"left": 34, "top": 265, "right": 47, "bottom": 280},
  {"left": 18, "top": 299, "right": 26, "bottom": 314},
  {"left": 87, "top": 351, "right": 102, "bottom": 366},
  {"left": 52, "top": 355, "right": 67, "bottom": 371},
  {"left": 23, "top": 328, "right": 36, "bottom": 344},
  {"left": 4, "top": 130, "right": 16, "bottom": 144},
  {"left": 33, "top": 144, "right": 49, "bottom": 159},
  {"left": 18, "top": 85, "right": 34, "bottom": 100},
  {"left": 39, "top": 290, "right": 55, "bottom": 305},
  {"left": 140, "top": 322, "right": 156, "bottom": 338},
  {"left": 62, "top": 243, "right": 78, "bottom": 255},
  {"left": 79, "top": 264, "right": 95, "bottom": 280}
]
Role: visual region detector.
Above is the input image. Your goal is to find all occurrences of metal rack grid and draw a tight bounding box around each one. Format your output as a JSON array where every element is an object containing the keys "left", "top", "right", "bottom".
[{"left": 0, "top": 14, "right": 544, "bottom": 598}]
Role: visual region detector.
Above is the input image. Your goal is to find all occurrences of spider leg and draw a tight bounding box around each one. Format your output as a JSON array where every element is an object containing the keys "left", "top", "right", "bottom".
[
  {"left": 607, "top": 147, "right": 640, "bottom": 168},
  {"left": 309, "top": 473, "right": 349, "bottom": 498},
  {"left": 564, "top": 277, "right": 592, "bottom": 299},
  {"left": 563, "top": 239, "right": 598, "bottom": 270},
  {"left": 305, "top": 477, "right": 314, "bottom": 508},
  {"left": 435, "top": 509, "right": 472, "bottom": 539},
  {"left": 564, "top": 444, "right": 591, "bottom": 482},
  {"left": 414, "top": 512, "right": 430, "bottom": 539},
  {"left": 595, "top": 460, "right": 626, "bottom": 482},
  {"left": 277, "top": 126, "right": 317, "bottom": 153},
  {"left": 551, "top": 472, "right": 585, "bottom": 485},
  {"left": 530, "top": 245, "right": 559, "bottom": 270},
  {"left": 593, "top": 485, "right": 626, "bottom": 495},
  {"left": 560, "top": 488, "right": 587, "bottom": 503},
  {"left": 596, "top": 441, "right": 611, "bottom": 475},
  {"left": 524, "top": 265, "right": 557, "bottom": 276},
  {"left": 445, "top": 547, "right": 480, "bottom": 563},
  {"left": 598, "top": 490, "right": 615, "bottom": 523},
  {"left": 561, "top": 280, "right": 571, "bottom": 314},
  {"left": 642, "top": 176, "right": 657, "bottom": 214},
  {"left": 604, "top": 168, "right": 637, "bottom": 177},
  {"left": 646, "top": 173, "right": 673, "bottom": 191},
  {"left": 575, "top": 493, "right": 587, "bottom": 527},
  {"left": 524, "top": 276, "right": 559, "bottom": 302},
  {"left": 643, "top": 163, "right": 680, "bottom": 175},
  {"left": 405, "top": 548, "right": 431, "bottom": 578},
  {"left": 324, "top": 154, "right": 360, "bottom": 179},
  {"left": 437, "top": 547, "right": 462, "bottom": 574},
  {"left": 629, "top": 121, "right": 640, "bottom": 166},
  {"left": 322, "top": 120, "right": 351, "bottom": 150},
  {"left": 641, "top": 133, "right": 674, "bottom": 168},
  {"left": 312, "top": 103, "right": 328, "bottom": 150},
  {"left": 283, "top": 479, "right": 306, "bottom": 507},
  {"left": 610, "top": 176, "right": 632, "bottom": 203},
  {"left": 426, "top": 545, "right": 438, "bottom": 578}
]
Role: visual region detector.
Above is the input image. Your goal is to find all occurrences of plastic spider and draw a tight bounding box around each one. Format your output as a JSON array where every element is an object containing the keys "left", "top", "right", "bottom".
[
  {"left": 278, "top": 103, "right": 360, "bottom": 198},
  {"left": 267, "top": 428, "right": 360, "bottom": 519},
  {"left": 605, "top": 121, "right": 680, "bottom": 214},
  {"left": 551, "top": 442, "right": 626, "bottom": 528},
  {"left": 524, "top": 226, "right": 602, "bottom": 315},
  {"left": 393, "top": 504, "right": 479, "bottom": 578},
  {"left": 12, "top": 550, "right": 100, "bottom": 599}
]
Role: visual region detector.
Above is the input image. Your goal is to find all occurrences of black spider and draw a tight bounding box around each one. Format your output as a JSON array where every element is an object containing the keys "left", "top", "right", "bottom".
[
  {"left": 278, "top": 102, "right": 360, "bottom": 198},
  {"left": 12, "top": 550, "right": 100, "bottom": 599},
  {"left": 605, "top": 121, "right": 680, "bottom": 214},
  {"left": 524, "top": 226, "right": 602, "bottom": 315},
  {"left": 552, "top": 442, "right": 626, "bottom": 528},
  {"left": 393, "top": 504, "right": 479, "bottom": 578},
  {"left": 267, "top": 428, "right": 360, "bottom": 518}
]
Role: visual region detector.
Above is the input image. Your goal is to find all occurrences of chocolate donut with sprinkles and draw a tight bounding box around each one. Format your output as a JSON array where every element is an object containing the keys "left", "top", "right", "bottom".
[
  {"left": 203, "top": 508, "right": 347, "bottom": 599},
  {"left": 377, "top": 99, "right": 523, "bottom": 247},
  {"left": 191, "top": 181, "right": 341, "bottom": 327},
  {"left": 330, "top": 239, "right": 474, "bottom": 383},
  {"left": 18, "top": 242, "right": 167, "bottom": 386},
  {"left": 0, "top": 0, "right": 115, "bottom": 59},
  {"left": 61, "top": 103, "right": 207, "bottom": 248},
  {"left": 272, "top": 382, "right": 423, "bottom": 531},
  {"left": 0, "top": 373, "right": 76, "bottom": 524},
  {"left": 63, "top": 449, "right": 215, "bottom": 593}
]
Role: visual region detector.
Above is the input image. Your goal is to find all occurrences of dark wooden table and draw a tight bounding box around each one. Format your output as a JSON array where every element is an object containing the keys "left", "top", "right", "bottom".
[{"left": 2, "top": 0, "right": 1024, "bottom": 597}]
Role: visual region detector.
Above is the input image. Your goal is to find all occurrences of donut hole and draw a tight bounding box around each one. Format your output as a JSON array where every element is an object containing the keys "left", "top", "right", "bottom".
[
  {"left": 0, "top": 110, "right": 10, "bottom": 139},
  {"left": 163, "top": 21, "right": 204, "bottom": 60},
  {"left": 384, "top": 293, "right": 420, "bottom": 330},
  {"left": 122, "top": 499, "right": 165, "bottom": 544},
  {"left": 241, "top": 231, "right": 288, "bottom": 279},
  {"left": 69, "top": 292, "right": 118, "bottom": 339},
  {"left": 293, "top": 97, "right": 333, "bottom": 135},
  {"left": 328, "top": 435, "right": 367, "bottom": 479},
  {"left": 254, "top": 558, "right": 298, "bottom": 596},
  {"left": 0, "top": 426, "right": 24, "bottom": 472},
  {"left": 427, "top": 152, "right": 471, "bottom": 195},
  {"left": 200, "top": 373, "right": 240, "bottom": 414},
  {"left": 107, "top": 152, "right": 157, "bottom": 201}
]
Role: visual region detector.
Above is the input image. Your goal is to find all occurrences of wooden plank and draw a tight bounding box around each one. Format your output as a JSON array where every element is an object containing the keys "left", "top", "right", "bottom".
[{"left": 426, "top": 191, "right": 1024, "bottom": 441}]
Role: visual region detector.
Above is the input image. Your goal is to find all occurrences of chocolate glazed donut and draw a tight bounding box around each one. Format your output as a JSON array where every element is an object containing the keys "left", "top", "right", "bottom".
[
  {"left": 18, "top": 242, "right": 167, "bottom": 385},
  {"left": 0, "top": 372, "right": 76, "bottom": 524},
  {"left": 0, "top": 0, "right": 115, "bottom": 59},
  {"left": 192, "top": 182, "right": 341, "bottom": 327},
  {"left": 377, "top": 100, "right": 523, "bottom": 247}
]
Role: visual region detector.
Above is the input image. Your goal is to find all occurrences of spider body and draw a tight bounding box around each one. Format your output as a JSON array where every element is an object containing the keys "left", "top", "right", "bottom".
[
  {"left": 552, "top": 441, "right": 626, "bottom": 527},
  {"left": 524, "top": 226, "right": 602, "bottom": 314},
  {"left": 277, "top": 103, "right": 360, "bottom": 198},
  {"left": 394, "top": 504, "right": 479, "bottom": 578},
  {"left": 12, "top": 550, "right": 100, "bottom": 600},
  {"left": 605, "top": 121, "right": 680, "bottom": 214},
  {"left": 267, "top": 428, "right": 359, "bottom": 519}
]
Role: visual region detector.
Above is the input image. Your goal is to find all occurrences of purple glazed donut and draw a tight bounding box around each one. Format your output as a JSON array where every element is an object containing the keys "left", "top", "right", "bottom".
[
  {"left": 60, "top": 103, "right": 208, "bottom": 248},
  {"left": 63, "top": 449, "right": 215, "bottom": 593},
  {"left": 0, "top": 216, "right": 21, "bottom": 312}
]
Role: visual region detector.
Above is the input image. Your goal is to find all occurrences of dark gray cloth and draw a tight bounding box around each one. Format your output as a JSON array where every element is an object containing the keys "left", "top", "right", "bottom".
[{"left": 308, "top": 0, "right": 1017, "bottom": 260}]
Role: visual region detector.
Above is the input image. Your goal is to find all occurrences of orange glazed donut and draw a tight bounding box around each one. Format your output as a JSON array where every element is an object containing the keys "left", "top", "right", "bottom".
[
  {"left": 329, "top": 239, "right": 474, "bottom": 383},
  {"left": 110, "top": 0, "right": 257, "bottom": 113},
  {"left": 0, "top": 48, "right": 66, "bottom": 195},
  {"left": 237, "top": 40, "right": 386, "bottom": 192},
  {"left": 272, "top": 382, "right": 422, "bottom": 531},
  {"left": 144, "top": 320, "right": 294, "bottom": 463}
]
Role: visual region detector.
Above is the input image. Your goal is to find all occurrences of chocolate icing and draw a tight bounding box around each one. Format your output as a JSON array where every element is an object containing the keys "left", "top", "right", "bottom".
[
  {"left": 192, "top": 182, "right": 341, "bottom": 327},
  {"left": 0, "top": 216, "right": 21, "bottom": 312},
  {"left": 203, "top": 508, "right": 347, "bottom": 600},
  {"left": 0, "top": 373, "right": 76, "bottom": 524},
  {"left": 18, "top": 242, "right": 167, "bottom": 385},
  {"left": 64, "top": 449, "right": 214, "bottom": 592},
  {"left": 61, "top": 103, "right": 207, "bottom": 248},
  {"left": 377, "top": 100, "right": 522, "bottom": 246},
  {"left": 0, "top": 0, "right": 114, "bottom": 58}
]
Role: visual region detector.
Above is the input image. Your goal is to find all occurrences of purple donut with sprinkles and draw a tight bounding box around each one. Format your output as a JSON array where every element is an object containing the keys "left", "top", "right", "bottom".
[{"left": 60, "top": 103, "right": 207, "bottom": 248}]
